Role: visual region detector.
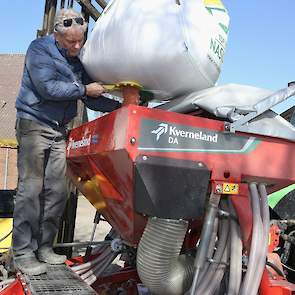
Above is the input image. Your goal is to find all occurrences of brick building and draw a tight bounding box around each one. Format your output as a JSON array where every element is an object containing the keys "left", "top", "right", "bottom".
[{"left": 0, "top": 54, "right": 25, "bottom": 190}]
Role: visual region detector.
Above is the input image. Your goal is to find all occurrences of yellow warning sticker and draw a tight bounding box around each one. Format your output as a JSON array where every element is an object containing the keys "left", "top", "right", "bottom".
[{"left": 222, "top": 183, "right": 239, "bottom": 194}]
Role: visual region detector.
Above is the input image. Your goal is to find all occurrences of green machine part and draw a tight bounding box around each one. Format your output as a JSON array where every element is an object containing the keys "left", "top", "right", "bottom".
[{"left": 268, "top": 183, "right": 295, "bottom": 209}]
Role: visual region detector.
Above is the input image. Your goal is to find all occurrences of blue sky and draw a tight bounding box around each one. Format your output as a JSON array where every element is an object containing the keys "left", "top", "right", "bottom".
[{"left": 0, "top": 0, "right": 294, "bottom": 113}]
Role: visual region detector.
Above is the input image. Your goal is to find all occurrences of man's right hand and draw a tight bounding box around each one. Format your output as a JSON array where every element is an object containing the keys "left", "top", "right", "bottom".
[{"left": 85, "top": 83, "right": 106, "bottom": 97}]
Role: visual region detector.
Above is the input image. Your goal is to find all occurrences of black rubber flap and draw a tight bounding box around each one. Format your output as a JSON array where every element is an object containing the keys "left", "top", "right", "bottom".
[{"left": 135, "top": 155, "right": 210, "bottom": 219}]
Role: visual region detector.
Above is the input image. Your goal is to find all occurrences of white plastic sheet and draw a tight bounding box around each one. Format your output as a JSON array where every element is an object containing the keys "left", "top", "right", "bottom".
[
  {"left": 80, "top": 0, "right": 230, "bottom": 99},
  {"left": 159, "top": 84, "right": 295, "bottom": 142}
]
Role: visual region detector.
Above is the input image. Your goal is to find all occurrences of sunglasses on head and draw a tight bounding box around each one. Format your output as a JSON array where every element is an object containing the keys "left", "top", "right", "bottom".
[{"left": 63, "top": 17, "right": 84, "bottom": 27}]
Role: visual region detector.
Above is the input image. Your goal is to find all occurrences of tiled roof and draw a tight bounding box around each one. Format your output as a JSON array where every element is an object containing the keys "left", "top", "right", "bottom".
[{"left": 0, "top": 54, "right": 24, "bottom": 140}]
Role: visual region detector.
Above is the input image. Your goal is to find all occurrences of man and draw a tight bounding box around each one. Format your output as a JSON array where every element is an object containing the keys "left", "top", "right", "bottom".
[{"left": 13, "top": 8, "right": 120, "bottom": 275}]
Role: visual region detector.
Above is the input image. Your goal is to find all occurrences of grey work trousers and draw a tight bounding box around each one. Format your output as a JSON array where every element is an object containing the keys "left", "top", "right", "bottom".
[{"left": 13, "top": 118, "right": 68, "bottom": 255}]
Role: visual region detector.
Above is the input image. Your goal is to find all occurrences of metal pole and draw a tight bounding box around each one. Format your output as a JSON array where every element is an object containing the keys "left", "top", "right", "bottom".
[
  {"left": 60, "top": 0, "right": 66, "bottom": 8},
  {"left": 38, "top": 0, "right": 57, "bottom": 37},
  {"left": 76, "top": 0, "right": 100, "bottom": 20},
  {"left": 81, "top": 0, "right": 90, "bottom": 38},
  {"left": 4, "top": 148, "right": 9, "bottom": 189},
  {"left": 42, "top": 0, "right": 51, "bottom": 32},
  {"left": 94, "top": 0, "right": 107, "bottom": 9},
  {"left": 48, "top": 0, "right": 58, "bottom": 34},
  {"left": 37, "top": 0, "right": 50, "bottom": 37}
]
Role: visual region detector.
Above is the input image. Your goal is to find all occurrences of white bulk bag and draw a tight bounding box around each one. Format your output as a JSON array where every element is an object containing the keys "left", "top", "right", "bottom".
[{"left": 80, "top": 0, "right": 230, "bottom": 99}]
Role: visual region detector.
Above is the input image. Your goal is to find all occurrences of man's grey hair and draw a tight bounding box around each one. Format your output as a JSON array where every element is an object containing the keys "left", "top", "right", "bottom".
[{"left": 54, "top": 9, "right": 87, "bottom": 34}]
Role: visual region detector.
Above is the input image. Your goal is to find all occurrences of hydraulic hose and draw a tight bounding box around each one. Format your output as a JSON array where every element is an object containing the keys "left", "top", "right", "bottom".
[
  {"left": 190, "top": 193, "right": 221, "bottom": 294},
  {"left": 72, "top": 246, "right": 112, "bottom": 274},
  {"left": 207, "top": 217, "right": 219, "bottom": 260},
  {"left": 228, "top": 199, "right": 243, "bottom": 295},
  {"left": 137, "top": 217, "right": 193, "bottom": 295},
  {"left": 84, "top": 252, "right": 118, "bottom": 285},
  {"left": 258, "top": 184, "right": 270, "bottom": 250},
  {"left": 80, "top": 248, "right": 114, "bottom": 280},
  {"left": 197, "top": 217, "right": 219, "bottom": 284},
  {"left": 206, "top": 243, "right": 229, "bottom": 295},
  {"left": 252, "top": 184, "right": 270, "bottom": 291},
  {"left": 195, "top": 212, "right": 230, "bottom": 294},
  {"left": 249, "top": 183, "right": 269, "bottom": 295},
  {"left": 91, "top": 229, "right": 118, "bottom": 255},
  {"left": 239, "top": 183, "right": 264, "bottom": 295}
]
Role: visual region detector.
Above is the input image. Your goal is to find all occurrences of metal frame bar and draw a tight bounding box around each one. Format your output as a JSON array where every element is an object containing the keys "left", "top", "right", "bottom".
[
  {"left": 226, "top": 85, "right": 295, "bottom": 133},
  {"left": 94, "top": 0, "right": 107, "bottom": 9},
  {"left": 75, "top": 0, "right": 100, "bottom": 20}
]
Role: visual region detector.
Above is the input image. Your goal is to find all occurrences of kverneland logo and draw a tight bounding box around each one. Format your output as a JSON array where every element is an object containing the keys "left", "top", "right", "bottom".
[{"left": 151, "top": 122, "right": 218, "bottom": 144}]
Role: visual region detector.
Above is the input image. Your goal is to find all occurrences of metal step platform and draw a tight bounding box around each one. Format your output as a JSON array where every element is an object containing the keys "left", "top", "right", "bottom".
[{"left": 24, "top": 264, "right": 97, "bottom": 295}]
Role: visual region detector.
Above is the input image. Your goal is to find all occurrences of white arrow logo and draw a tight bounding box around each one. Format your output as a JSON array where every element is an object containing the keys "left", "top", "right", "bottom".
[{"left": 151, "top": 123, "right": 168, "bottom": 141}]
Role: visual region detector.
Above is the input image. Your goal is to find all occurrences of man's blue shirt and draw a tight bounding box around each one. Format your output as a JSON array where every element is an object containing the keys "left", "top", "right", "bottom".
[{"left": 16, "top": 35, "right": 120, "bottom": 127}]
